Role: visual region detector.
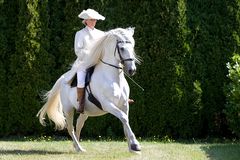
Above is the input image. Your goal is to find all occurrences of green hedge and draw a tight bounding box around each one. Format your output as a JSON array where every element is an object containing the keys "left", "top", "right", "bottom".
[
  {"left": 0, "top": 0, "right": 239, "bottom": 139},
  {"left": 224, "top": 0, "right": 240, "bottom": 137}
]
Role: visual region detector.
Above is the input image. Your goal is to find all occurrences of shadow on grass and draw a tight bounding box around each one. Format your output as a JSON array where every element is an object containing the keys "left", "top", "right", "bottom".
[
  {"left": 201, "top": 143, "right": 240, "bottom": 160},
  {"left": 0, "top": 149, "right": 66, "bottom": 155}
]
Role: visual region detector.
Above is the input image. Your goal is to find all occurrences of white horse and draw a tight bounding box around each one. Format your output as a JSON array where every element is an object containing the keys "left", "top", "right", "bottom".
[{"left": 37, "top": 27, "right": 141, "bottom": 153}]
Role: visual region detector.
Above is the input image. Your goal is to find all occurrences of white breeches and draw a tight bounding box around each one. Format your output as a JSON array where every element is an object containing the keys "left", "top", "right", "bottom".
[{"left": 77, "top": 70, "right": 86, "bottom": 88}]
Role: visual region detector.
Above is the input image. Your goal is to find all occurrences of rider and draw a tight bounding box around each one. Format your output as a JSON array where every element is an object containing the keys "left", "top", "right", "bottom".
[
  {"left": 74, "top": 9, "right": 105, "bottom": 113},
  {"left": 75, "top": 9, "right": 134, "bottom": 113}
]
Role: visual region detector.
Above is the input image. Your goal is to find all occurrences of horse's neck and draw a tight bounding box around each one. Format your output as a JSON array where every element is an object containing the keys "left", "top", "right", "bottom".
[
  {"left": 96, "top": 58, "right": 125, "bottom": 83},
  {"left": 98, "top": 61, "right": 124, "bottom": 77},
  {"left": 96, "top": 40, "right": 125, "bottom": 81},
  {"left": 102, "top": 53, "right": 122, "bottom": 67}
]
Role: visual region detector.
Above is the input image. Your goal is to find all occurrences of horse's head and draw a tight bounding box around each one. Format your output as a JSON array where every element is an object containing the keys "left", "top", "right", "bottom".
[
  {"left": 102, "top": 27, "right": 140, "bottom": 76},
  {"left": 115, "top": 28, "right": 137, "bottom": 76}
]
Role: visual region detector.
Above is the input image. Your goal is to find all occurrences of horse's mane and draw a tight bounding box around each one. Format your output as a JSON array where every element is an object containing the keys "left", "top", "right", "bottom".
[{"left": 81, "top": 27, "right": 141, "bottom": 69}]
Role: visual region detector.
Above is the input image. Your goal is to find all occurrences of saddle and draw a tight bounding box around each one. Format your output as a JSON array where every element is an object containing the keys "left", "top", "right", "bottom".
[{"left": 70, "top": 66, "right": 102, "bottom": 110}]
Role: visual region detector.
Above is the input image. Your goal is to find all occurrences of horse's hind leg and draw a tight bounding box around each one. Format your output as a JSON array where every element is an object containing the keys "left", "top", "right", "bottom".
[
  {"left": 76, "top": 114, "right": 88, "bottom": 141},
  {"left": 65, "top": 109, "right": 85, "bottom": 152}
]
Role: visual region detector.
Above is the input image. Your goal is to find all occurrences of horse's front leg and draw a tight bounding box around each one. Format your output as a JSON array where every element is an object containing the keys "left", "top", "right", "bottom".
[
  {"left": 104, "top": 103, "right": 141, "bottom": 153},
  {"left": 121, "top": 104, "right": 134, "bottom": 150}
]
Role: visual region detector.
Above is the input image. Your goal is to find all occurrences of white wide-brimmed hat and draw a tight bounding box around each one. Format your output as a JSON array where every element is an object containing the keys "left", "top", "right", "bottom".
[{"left": 78, "top": 9, "right": 105, "bottom": 20}]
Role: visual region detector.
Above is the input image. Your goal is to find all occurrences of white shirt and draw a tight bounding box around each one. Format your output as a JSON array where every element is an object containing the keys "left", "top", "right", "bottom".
[{"left": 74, "top": 26, "right": 105, "bottom": 60}]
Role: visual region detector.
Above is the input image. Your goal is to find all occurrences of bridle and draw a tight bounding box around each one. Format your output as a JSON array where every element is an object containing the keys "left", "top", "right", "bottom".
[
  {"left": 100, "top": 37, "right": 143, "bottom": 91},
  {"left": 115, "top": 40, "right": 135, "bottom": 63},
  {"left": 100, "top": 40, "right": 135, "bottom": 69}
]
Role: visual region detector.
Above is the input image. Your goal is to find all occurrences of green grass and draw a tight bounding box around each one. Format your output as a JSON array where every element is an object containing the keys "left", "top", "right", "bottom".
[{"left": 0, "top": 140, "right": 240, "bottom": 160}]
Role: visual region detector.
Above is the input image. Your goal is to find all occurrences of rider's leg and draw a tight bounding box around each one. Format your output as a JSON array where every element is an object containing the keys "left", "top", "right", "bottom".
[{"left": 76, "top": 70, "right": 86, "bottom": 113}]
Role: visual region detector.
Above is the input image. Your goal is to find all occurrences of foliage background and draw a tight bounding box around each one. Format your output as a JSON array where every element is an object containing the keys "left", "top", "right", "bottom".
[{"left": 0, "top": 0, "right": 239, "bottom": 139}]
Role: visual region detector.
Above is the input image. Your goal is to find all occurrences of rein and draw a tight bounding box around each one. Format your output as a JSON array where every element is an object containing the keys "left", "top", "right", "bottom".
[
  {"left": 100, "top": 59, "right": 123, "bottom": 69},
  {"left": 100, "top": 40, "right": 134, "bottom": 70}
]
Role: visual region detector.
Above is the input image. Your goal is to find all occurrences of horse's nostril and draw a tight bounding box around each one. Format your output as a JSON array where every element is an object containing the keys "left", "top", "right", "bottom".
[{"left": 129, "top": 69, "right": 136, "bottom": 76}]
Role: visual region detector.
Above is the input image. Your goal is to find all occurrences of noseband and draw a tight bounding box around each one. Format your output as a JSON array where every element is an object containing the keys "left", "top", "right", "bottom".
[{"left": 100, "top": 40, "right": 135, "bottom": 69}]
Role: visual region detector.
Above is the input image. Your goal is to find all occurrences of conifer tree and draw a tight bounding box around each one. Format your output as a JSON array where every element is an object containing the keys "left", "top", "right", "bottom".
[{"left": 8, "top": 0, "right": 52, "bottom": 134}]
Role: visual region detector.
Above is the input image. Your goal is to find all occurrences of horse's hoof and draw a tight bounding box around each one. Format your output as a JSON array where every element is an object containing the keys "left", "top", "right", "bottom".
[
  {"left": 76, "top": 148, "right": 86, "bottom": 152},
  {"left": 80, "top": 148, "right": 87, "bottom": 152},
  {"left": 130, "top": 144, "right": 141, "bottom": 152},
  {"left": 73, "top": 144, "right": 86, "bottom": 152}
]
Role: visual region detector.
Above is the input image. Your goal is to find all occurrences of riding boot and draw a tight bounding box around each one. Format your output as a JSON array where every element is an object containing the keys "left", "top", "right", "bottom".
[
  {"left": 77, "top": 87, "right": 85, "bottom": 113},
  {"left": 128, "top": 98, "right": 134, "bottom": 104}
]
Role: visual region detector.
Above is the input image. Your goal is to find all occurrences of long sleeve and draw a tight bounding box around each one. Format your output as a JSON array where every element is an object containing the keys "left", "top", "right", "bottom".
[
  {"left": 73, "top": 27, "right": 104, "bottom": 70},
  {"left": 74, "top": 31, "right": 84, "bottom": 57}
]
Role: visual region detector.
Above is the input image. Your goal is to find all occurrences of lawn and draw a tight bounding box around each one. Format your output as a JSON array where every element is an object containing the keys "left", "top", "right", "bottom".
[{"left": 0, "top": 139, "right": 240, "bottom": 160}]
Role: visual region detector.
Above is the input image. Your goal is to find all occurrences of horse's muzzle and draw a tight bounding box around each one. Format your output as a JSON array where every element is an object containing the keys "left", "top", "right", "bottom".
[{"left": 128, "top": 69, "right": 136, "bottom": 76}]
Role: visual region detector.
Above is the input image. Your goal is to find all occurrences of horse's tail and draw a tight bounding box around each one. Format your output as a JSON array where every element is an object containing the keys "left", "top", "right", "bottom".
[{"left": 37, "top": 76, "right": 66, "bottom": 130}]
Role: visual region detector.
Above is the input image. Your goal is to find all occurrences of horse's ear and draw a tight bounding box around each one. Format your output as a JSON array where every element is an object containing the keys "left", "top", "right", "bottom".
[{"left": 127, "top": 27, "right": 135, "bottom": 36}]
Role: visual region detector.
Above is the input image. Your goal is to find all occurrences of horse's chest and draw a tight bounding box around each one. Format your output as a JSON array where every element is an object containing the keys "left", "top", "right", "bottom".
[{"left": 110, "top": 82, "right": 127, "bottom": 98}]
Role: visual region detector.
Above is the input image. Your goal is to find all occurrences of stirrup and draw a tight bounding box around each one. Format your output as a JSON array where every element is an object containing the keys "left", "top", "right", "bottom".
[{"left": 76, "top": 102, "right": 84, "bottom": 113}]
